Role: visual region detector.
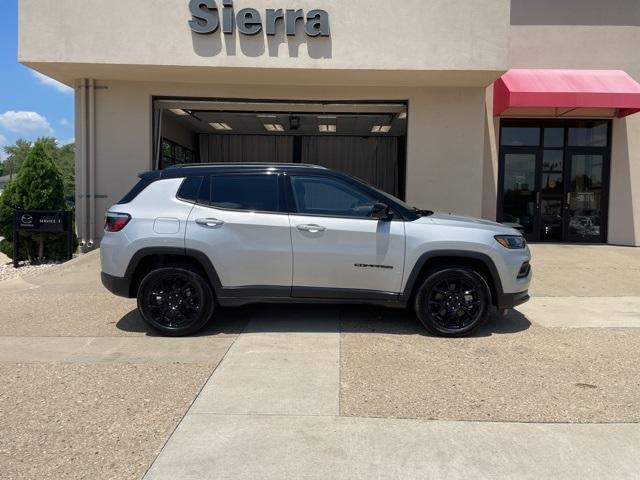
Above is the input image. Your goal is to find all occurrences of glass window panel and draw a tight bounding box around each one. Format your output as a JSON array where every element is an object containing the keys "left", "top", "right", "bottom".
[
  {"left": 568, "top": 121, "right": 608, "bottom": 147},
  {"left": 540, "top": 199, "right": 563, "bottom": 241},
  {"left": 162, "top": 155, "right": 175, "bottom": 168},
  {"left": 501, "top": 127, "right": 541, "bottom": 146},
  {"left": 544, "top": 127, "right": 564, "bottom": 147},
  {"left": 568, "top": 154, "right": 604, "bottom": 240},
  {"left": 209, "top": 174, "right": 279, "bottom": 212},
  {"left": 501, "top": 153, "right": 536, "bottom": 235},
  {"left": 174, "top": 145, "right": 185, "bottom": 162},
  {"left": 542, "top": 150, "right": 563, "bottom": 193},
  {"left": 161, "top": 140, "right": 172, "bottom": 157},
  {"left": 290, "top": 176, "right": 377, "bottom": 218},
  {"left": 185, "top": 150, "right": 195, "bottom": 162}
]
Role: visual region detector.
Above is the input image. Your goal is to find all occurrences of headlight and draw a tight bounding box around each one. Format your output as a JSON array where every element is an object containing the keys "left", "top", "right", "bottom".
[{"left": 495, "top": 235, "right": 526, "bottom": 249}]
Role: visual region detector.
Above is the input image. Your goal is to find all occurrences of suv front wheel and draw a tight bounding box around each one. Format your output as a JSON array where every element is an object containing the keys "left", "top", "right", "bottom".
[
  {"left": 414, "top": 267, "right": 491, "bottom": 337},
  {"left": 137, "top": 267, "right": 215, "bottom": 336}
]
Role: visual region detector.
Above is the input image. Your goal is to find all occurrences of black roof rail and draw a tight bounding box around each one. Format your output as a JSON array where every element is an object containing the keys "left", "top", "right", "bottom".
[{"left": 165, "top": 163, "right": 327, "bottom": 170}]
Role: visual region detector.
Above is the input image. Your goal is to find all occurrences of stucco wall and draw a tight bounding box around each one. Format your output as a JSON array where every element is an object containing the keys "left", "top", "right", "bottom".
[
  {"left": 83, "top": 81, "right": 487, "bottom": 241},
  {"left": 19, "top": 0, "right": 509, "bottom": 83}
]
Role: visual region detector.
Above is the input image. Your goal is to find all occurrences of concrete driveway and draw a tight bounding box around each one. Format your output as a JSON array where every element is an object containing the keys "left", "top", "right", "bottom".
[{"left": 1, "top": 245, "right": 640, "bottom": 479}]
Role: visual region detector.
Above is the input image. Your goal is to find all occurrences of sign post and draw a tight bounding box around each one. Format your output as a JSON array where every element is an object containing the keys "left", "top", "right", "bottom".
[{"left": 13, "top": 210, "right": 73, "bottom": 267}]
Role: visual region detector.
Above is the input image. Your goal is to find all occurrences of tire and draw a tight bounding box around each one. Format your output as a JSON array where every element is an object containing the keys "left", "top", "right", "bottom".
[
  {"left": 414, "top": 267, "right": 491, "bottom": 337},
  {"left": 137, "top": 266, "right": 215, "bottom": 336}
]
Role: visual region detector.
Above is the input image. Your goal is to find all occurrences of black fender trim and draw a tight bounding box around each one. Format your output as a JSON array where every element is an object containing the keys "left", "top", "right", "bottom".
[
  {"left": 123, "top": 247, "right": 225, "bottom": 298},
  {"left": 400, "top": 250, "right": 505, "bottom": 306}
]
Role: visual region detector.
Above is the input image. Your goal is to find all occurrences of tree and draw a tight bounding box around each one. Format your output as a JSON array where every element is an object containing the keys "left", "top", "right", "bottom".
[
  {"left": 57, "top": 143, "right": 75, "bottom": 205},
  {"left": 1, "top": 138, "right": 75, "bottom": 203},
  {"left": 0, "top": 139, "right": 73, "bottom": 263},
  {"left": 1, "top": 139, "right": 32, "bottom": 178}
]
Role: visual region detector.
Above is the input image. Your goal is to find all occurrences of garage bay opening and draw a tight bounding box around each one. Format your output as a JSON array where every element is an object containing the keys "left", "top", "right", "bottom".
[{"left": 153, "top": 99, "right": 408, "bottom": 199}]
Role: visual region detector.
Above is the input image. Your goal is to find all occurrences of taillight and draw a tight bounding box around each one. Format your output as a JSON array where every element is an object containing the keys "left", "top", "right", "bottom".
[{"left": 104, "top": 212, "right": 131, "bottom": 232}]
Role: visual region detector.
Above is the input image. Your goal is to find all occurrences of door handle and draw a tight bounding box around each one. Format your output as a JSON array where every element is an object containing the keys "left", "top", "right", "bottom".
[
  {"left": 196, "top": 218, "right": 225, "bottom": 228},
  {"left": 297, "top": 224, "right": 326, "bottom": 233},
  {"left": 535, "top": 191, "right": 541, "bottom": 209}
]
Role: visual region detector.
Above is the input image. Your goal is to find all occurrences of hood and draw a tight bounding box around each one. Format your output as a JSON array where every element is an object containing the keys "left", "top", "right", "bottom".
[{"left": 421, "top": 212, "right": 521, "bottom": 234}]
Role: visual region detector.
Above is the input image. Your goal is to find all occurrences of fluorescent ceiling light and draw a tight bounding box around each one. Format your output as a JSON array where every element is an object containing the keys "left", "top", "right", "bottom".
[
  {"left": 371, "top": 125, "right": 392, "bottom": 133},
  {"left": 258, "top": 114, "right": 278, "bottom": 119},
  {"left": 210, "top": 122, "right": 232, "bottom": 131},
  {"left": 170, "top": 109, "right": 189, "bottom": 116},
  {"left": 398, "top": 112, "right": 407, "bottom": 119},
  {"left": 264, "top": 124, "right": 285, "bottom": 132},
  {"left": 319, "top": 124, "right": 337, "bottom": 133},
  {"left": 317, "top": 115, "right": 337, "bottom": 119}
]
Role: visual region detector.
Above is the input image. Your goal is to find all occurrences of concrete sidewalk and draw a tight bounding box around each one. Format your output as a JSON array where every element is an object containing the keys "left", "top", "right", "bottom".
[{"left": 144, "top": 309, "right": 640, "bottom": 480}]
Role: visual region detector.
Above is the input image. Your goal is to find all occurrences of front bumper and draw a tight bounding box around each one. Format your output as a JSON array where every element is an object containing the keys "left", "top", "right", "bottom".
[
  {"left": 496, "top": 290, "right": 530, "bottom": 309},
  {"left": 101, "top": 272, "right": 132, "bottom": 298}
]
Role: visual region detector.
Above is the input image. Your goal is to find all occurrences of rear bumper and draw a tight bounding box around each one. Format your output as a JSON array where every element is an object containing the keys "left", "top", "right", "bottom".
[
  {"left": 496, "top": 290, "right": 530, "bottom": 309},
  {"left": 101, "top": 272, "right": 132, "bottom": 298}
]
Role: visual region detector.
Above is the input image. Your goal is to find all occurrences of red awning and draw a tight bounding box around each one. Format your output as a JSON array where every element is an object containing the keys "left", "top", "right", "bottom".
[{"left": 494, "top": 69, "right": 640, "bottom": 118}]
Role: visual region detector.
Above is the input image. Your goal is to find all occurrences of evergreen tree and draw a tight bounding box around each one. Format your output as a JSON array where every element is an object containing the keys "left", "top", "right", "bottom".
[{"left": 0, "top": 139, "right": 73, "bottom": 262}]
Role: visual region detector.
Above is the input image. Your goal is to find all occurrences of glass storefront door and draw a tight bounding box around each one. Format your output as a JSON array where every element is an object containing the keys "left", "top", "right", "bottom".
[
  {"left": 499, "top": 120, "right": 611, "bottom": 243},
  {"left": 501, "top": 151, "right": 539, "bottom": 239},
  {"left": 566, "top": 152, "right": 607, "bottom": 243}
]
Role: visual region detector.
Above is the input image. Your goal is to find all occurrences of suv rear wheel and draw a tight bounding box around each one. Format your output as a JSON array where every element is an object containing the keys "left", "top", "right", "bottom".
[
  {"left": 137, "top": 267, "right": 215, "bottom": 336},
  {"left": 414, "top": 267, "right": 490, "bottom": 337}
]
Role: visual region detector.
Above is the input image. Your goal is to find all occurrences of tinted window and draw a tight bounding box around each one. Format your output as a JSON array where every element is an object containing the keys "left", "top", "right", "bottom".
[
  {"left": 543, "top": 127, "right": 564, "bottom": 147},
  {"left": 568, "top": 121, "right": 608, "bottom": 147},
  {"left": 501, "top": 126, "right": 540, "bottom": 146},
  {"left": 290, "top": 176, "right": 377, "bottom": 218},
  {"left": 118, "top": 178, "right": 153, "bottom": 204},
  {"left": 177, "top": 176, "right": 203, "bottom": 203},
  {"left": 205, "top": 174, "right": 279, "bottom": 212}
]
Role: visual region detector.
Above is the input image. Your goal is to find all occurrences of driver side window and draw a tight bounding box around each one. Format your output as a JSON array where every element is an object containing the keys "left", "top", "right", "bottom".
[{"left": 290, "top": 175, "right": 377, "bottom": 218}]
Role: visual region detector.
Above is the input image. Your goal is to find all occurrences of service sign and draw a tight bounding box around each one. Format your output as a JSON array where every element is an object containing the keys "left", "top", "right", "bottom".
[{"left": 14, "top": 210, "right": 65, "bottom": 233}]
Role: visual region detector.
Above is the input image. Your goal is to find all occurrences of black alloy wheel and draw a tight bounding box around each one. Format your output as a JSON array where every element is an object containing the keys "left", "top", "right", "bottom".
[
  {"left": 414, "top": 267, "right": 490, "bottom": 337},
  {"left": 137, "top": 267, "right": 215, "bottom": 336}
]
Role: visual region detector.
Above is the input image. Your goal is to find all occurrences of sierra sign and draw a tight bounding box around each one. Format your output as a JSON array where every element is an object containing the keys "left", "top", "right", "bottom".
[{"left": 188, "top": 0, "right": 330, "bottom": 37}]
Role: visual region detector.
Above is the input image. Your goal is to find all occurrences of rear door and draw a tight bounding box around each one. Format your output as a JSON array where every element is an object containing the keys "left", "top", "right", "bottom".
[
  {"left": 185, "top": 173, "right": 292, "bottom": 293},
  {"left": 286, "top": 174, "right": 405, "bottom": 296}
]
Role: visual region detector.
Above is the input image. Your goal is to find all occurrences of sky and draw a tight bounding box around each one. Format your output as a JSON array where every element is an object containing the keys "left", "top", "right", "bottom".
[{"left": 0, "top": 0, "right": 75, "bottom": 160}]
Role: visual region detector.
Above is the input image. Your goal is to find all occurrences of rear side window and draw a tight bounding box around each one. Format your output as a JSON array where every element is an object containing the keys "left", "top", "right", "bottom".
[
  {"left": 177, "top": 176, "right": 203, "bottom": 203},
  {"left": 202, "top": 174, "right": 279, "bottom": 212},
  {"left": 117, "top": 178, "right": 153, "bottom": 204}
]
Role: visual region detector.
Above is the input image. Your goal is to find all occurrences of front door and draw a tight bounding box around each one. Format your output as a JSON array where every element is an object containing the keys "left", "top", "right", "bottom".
[
  {"left": 286, "top": 174, "right": 405, "bottom": 296},
  {"left": 499, "top": 120, "right": 611, "bottom": 243}
]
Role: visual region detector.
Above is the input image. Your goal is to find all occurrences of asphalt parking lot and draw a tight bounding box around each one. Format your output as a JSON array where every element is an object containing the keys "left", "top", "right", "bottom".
[{"left": 1, "top": 245, "right": 640, "bottom": 479}]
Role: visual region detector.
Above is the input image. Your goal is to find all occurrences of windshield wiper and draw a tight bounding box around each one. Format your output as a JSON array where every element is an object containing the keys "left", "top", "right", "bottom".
[{"left": 413, "top": 207, "right": 434, "bottom": 217}]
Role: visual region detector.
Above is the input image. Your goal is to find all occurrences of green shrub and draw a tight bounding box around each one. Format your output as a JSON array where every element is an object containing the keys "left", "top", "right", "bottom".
[{"left": 0, "top": 140, "right": 77, "bottom": 263}]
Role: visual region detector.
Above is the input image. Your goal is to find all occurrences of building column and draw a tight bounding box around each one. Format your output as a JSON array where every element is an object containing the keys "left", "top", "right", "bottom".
[{"left": 608, "top": 115, "right": 640, "bottom": 246}]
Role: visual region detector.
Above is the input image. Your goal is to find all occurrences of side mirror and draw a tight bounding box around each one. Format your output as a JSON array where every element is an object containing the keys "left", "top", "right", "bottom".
[{"left": 371, "top": 202, "right": 392, "bottom": 221}]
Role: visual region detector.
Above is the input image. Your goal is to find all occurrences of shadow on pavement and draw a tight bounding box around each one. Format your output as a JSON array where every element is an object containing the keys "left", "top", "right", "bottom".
[
  {"left": 339, "top": 305, "right": 531, "bottom": 337},
  {"left": 116, "top": 303, "right": 531, "bottom": 337},
  {"left": 116, "top": 307, "right": 251, "bottom": 337}
]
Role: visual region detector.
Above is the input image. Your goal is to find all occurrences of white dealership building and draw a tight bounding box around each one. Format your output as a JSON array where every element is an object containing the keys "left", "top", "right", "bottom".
[{"left": 18, "top": 0, "right": 640, "bottom": 246}]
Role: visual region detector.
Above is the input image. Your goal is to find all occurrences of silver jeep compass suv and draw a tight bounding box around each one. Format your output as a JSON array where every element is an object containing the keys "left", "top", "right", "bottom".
[{"left": 101, "top": 164, "right": 531, "bottom": 337}]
